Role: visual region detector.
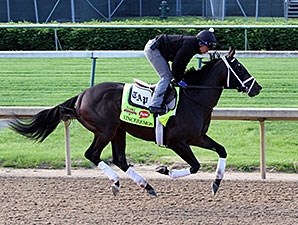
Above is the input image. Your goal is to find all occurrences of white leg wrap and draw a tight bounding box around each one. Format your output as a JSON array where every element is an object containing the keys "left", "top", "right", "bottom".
[
  {"left": 98, "top": 161, "right": 119, "bottom": 183},
  {"left": 169, "top": 168, "right": 191, "bottom": 179},
  {"left": 126, "top": 167, "right": 148, "bottom": 188},
  {"left": 215, "top": 158, "right": 226, "bottom": 180}
]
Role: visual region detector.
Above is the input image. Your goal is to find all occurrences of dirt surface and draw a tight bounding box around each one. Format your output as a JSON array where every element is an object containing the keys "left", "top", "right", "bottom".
[{"left": 0, "top": 167, "right": 297, "bottom": 225}]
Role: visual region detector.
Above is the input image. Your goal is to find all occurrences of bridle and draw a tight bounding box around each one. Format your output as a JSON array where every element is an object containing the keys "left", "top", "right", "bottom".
[
  {"left": 180, "top": 55, "right": 257, "bottom": 109},
  {"left": 221, "top": 56, "right": 256, "bottom": 95}
]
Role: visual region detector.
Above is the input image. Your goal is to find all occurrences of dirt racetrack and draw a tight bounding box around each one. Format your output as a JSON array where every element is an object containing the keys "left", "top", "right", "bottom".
[{"left": 0, "top": 167, "right": 297, "bottom": 225}]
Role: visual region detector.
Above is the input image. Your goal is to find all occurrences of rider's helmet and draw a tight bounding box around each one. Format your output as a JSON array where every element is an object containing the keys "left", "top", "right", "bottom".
[{"left": 196, "top": 28, "right": 217, "bottom": 50}]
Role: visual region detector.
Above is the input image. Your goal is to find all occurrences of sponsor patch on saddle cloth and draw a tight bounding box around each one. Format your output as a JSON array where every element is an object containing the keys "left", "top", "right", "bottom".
[{"left": 120, "top": 83, "right": 154, "bottom": 127}]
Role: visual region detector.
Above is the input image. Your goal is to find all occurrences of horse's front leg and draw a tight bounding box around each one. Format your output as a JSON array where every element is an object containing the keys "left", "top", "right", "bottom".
[
  {"left": 156, "top": 138, "right": 201, "bottom": 179},
  {"left": 111, "top": 128, "right": 157, "bottom": 197},
  {"left": 190, "top": 134, "right": 227, "bottom": 195}
]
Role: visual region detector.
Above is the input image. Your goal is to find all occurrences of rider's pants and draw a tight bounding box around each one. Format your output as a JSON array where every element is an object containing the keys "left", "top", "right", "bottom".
[{"left": 144, "top": 39, "right": 172, "bottom": 108}]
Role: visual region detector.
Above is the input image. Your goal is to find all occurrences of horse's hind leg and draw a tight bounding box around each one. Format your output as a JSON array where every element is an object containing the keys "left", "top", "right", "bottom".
[
  {"left": 111, "top": 128, "right": 157, "bottom": 197},
  {"left": 84, "top": 134, "right": 121, "bottom": 195}
]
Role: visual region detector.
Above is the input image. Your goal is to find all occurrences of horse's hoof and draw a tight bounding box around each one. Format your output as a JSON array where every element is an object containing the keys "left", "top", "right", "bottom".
[
  {"left": 147, "top": 189, "right": 157, "bottom": 197},
  {"left": 145, "top": 183, "right": 157, "bottom": 197},
  {"left": 155, "top": 165, "right": 169, "bottom": 175},
  {"left": 211, "top": 182, "right": 219, "bottom": 195},
  {"left": 111, "top": 184, "right": 120, "bottom": 196}
]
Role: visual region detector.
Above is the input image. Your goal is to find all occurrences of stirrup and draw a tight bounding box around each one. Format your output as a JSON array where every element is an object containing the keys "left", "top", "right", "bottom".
[{"left": 149, "top": 106, "right": 166, "bottom": 115}]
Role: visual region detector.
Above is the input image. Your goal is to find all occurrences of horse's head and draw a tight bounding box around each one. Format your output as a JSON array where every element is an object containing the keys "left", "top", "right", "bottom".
[
  {"left": 222, "top": 47, "right": 262, "bottom": 97},
  {"left": 183, "top": 47, "right": 262, "bottom": 97}
]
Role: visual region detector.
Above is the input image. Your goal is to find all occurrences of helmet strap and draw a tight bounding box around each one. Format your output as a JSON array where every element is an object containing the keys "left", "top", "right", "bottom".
[{"left": 198, "top": 39, "right": 206, "bottom": 47}]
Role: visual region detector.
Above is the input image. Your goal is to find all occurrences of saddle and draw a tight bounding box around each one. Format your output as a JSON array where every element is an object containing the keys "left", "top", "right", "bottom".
[{"left": 129, "top": 79, "right": 177, "bottom": 111}]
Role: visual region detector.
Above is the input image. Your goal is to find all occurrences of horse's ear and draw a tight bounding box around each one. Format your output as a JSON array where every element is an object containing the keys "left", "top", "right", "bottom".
[
  {"left": 227, "top": 46, "right": 235, "bottom": 59},
  {"left": 209, "top": 51, "right": 220, "bottom": 61}
]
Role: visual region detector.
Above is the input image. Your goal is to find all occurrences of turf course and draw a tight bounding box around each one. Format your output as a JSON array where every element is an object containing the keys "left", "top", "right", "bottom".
[{"left": 0, "top": 57, "right": 297, "bottom": 172}]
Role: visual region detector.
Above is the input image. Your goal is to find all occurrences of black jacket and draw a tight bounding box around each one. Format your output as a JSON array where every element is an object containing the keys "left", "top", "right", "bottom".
[{"left": 156, "top": 34, "right": 199, "bottom": 82}]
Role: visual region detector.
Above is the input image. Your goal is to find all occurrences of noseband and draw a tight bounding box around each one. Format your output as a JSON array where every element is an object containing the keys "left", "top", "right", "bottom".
[{"left": 221, "top": 56, "right": 256, "bottom": 95}]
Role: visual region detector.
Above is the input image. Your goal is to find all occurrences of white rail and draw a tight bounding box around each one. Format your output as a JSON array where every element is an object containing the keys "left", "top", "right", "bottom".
[
  {"left": 1, "top": 106, "right": 298, "bottom": 179},
  {"left": 1, "top": 50, "right": 298, "bottom": 58}
]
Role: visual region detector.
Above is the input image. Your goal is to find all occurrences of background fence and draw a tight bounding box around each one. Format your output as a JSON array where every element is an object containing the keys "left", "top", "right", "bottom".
[{"left": 0, "top": 0, "right": 285, "bottom": 22}]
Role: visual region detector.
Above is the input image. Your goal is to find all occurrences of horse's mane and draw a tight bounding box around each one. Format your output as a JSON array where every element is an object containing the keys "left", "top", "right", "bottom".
[{"left": 184, "top": 52, "right": 221, "bottom": 85}]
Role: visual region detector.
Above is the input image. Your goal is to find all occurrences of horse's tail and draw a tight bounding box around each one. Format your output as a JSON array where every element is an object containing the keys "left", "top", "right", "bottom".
[{"left": 9, "top": 95, "right": 79, "bottom": 142}]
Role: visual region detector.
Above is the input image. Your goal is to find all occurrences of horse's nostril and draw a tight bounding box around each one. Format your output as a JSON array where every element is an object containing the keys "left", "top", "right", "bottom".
[{"left": 256, "top": 85, "right": 262, "bottom": 91}]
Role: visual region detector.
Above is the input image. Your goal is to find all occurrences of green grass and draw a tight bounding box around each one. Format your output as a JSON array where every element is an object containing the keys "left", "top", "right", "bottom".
[
  {"left": 52, "top": 16, "right": 298, "bottom": 25},
  {"left": 0, "top": 57, "right": 297, "bottom": 172}
]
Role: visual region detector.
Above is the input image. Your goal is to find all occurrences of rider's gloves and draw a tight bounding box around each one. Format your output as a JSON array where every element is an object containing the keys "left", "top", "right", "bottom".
[{"left": 177, "top": 80, "right": 188, "bottom": 88}]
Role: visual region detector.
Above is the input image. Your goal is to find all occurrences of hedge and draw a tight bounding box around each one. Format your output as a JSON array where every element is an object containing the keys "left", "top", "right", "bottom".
[{"left": 0, "top": 27, "right": 297, "bottom": 51}]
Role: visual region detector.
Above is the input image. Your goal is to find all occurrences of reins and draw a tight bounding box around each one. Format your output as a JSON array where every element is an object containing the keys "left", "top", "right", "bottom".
[
  {"left": 181, "top": 86, "right": 222, "bottom": 110},
  {"left": 172, "top": 83, "right": 223, "bottom": 109},
  {"left": 185, "top": 85, "right": 223, "bottom": 90}
]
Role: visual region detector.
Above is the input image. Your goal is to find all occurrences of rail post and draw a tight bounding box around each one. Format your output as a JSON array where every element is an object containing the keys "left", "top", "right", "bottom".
[
  {"left": 90, "top": 52, "right": 97, "bottom": 87},
  {"left": 64, "top": 120, "right": 71, "bottom": 175},
  {"left": 259, "top": 119, "right": 266, "bottom": 179}
]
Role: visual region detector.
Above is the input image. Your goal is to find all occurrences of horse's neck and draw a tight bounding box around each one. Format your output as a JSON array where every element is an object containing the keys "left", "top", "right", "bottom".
[
  {"left": 187, "top": 61, "right": 225, "bottom": 86},
  {"left": 204, "top": 62, "right": 226, "bottom": 86},
  {"left": 180, "top": 84, "right": 223, "bottom": 110},
  {"left": 183, "top": 64, "right": 226, "bottom": 109}
]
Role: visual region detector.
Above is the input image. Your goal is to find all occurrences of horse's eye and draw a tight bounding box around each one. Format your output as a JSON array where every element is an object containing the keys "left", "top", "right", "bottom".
[{"left": 236, "top": 64, "right": 243, "bottom": 72}]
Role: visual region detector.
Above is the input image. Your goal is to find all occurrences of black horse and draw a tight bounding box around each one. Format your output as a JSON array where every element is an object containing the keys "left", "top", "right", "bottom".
[{"left": 9, "top": 47, "right": 262, "bottom": 197}]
